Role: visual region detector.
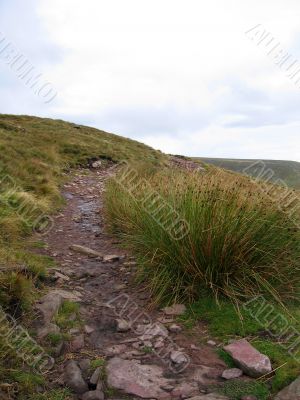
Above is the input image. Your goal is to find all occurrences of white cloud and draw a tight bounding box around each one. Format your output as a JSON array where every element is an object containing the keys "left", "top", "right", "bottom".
[
  {"left": 144, "top": 122, "right": 300, "bottom": 162},
  {"left": 1, "top": 0, "right": 300, "bottom": 160}
]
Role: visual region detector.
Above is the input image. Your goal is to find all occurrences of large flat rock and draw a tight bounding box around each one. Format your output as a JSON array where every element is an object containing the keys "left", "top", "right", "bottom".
[
  {"left": 106, "top": 357, "right": 172, "bottom": 399},
  {"left": 64, "top": 360, "right": 88, "bottom": 394},
  {"left": 36, "top": 292, "right": 63, "bottom": 322},
  {"left": 223, "top": 339, "right": 272, "bottom": 378}
]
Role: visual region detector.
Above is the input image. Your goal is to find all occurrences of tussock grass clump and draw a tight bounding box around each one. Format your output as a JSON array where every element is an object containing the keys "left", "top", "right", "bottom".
[{"left": 105, "top": 167, "right": 300, "bottom": 305}]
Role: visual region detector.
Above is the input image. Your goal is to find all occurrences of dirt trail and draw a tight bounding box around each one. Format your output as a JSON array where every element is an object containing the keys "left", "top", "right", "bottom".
[{"left": 38, "top": 165, "right": 227, "bottom": 400}]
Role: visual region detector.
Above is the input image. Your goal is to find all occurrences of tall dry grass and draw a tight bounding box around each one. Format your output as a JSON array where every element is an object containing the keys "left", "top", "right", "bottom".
[{"left": 105, "top": 166, "right": 300, "bottom": 305}]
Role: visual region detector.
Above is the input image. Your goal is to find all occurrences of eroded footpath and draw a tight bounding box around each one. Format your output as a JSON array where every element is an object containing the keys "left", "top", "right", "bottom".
[{"left": 34, "top": 165, "right": 240, "bottom": 400}]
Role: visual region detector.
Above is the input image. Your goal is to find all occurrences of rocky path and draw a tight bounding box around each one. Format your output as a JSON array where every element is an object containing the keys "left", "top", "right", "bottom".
[{"left": 35, "top": 165, "right": 235, "bottom": 400}]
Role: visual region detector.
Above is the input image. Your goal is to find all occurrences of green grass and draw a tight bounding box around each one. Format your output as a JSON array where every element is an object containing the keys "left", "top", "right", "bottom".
[
  {"left": 218, "top": 380, "right": 270, "bottom": 400},
  {"left": 90, "top": 358, "right": 106, "bottom": 370},
  {"left": 217, "top": 349, "right": 235, "bottom": 368},
  {"left": 26, "top": 388, "right": 72, "bottom": 400},
  {"left": 54, "top": 300, "right": 80, "bottom": 330},
  {"left": 182, "top": 298, "right": 300, "bottom": 393},
  {"left": 47, "top": 333, "right": 63, "bottom": 346},
  {"left": 142, "top": 346, "right": 153, "bottom": 354},
  {"left": 30, "top": 240, "right": 48, "bottom": 249},
  {"left": 10, "top": 371, "right": 45, "bottom": 392}
]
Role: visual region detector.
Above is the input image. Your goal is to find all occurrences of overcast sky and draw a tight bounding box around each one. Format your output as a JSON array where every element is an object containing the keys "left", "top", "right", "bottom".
[{"left": 0, "top": 0, "right": 300, "bottom": 161}]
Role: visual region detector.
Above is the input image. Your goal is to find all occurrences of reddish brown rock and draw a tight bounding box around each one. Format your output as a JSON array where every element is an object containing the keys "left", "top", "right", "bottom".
[
  {"left": 163, "top": 304, "right": 186, "bottom": 316},
  {"left": 70, "top": 334, "right": 85, "bottom": 351},
  {"left": 171, "top": 381, "right": 199, "bottom": 398},
  {"left": 81, "top": 390, "right": 104, "bottom": 400},
  {"left": 221, "top": 368, "right": 243, "bottom": 380},
  {"left": 223, "top": 339, "right": 271, "bottom": 378},
  {"left": 64, "top": 360, "right": 88, "bottom": 394},
  {"left": 36, "top": 292, "right": 63, "bottom": 322}
]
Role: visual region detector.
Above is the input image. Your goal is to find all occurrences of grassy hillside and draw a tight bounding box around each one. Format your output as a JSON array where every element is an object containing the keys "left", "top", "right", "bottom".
[
  {"left": 0, "top": 113, "right": 167, "bottom": 305},
  {"left": 195, "top": 157, "right": 300, "bottom": 189},
  {"left": 0, "top": 114, "right": 168, "bottom": 397}
]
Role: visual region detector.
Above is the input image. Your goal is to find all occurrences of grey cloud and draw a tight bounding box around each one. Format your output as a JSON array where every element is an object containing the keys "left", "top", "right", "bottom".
[{"left": 86, "top": 106, "right": 211, "bottom": 138}]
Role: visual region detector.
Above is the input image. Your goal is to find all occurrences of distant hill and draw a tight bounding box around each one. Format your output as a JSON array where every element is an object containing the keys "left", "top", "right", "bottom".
[{"left": 194, "top": 158, "right": 300, "bottom": 189}]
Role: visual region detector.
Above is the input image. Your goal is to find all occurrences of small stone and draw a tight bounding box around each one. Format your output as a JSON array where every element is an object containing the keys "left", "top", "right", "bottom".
[
  {"left": 97, "top": 315, "right": 117, "bottom": 331},
  {"left": 70, "top": 334, "right": 85, "bottom": 351},
  {"left": 191, "top": 344, "right": 201, "bottom": 350},
  {"left": 191, "top": 366, "right": 221, "bottom": 384},
  {"left": 81, "top": 390, "right": 104, "bottom": 400},
  {"left": 68, "top": 313, "right": 77, "bottom": 321},
  {"left": 37, "top": 323, "right": 60, "bottom": 339},
  {"left": 72, "top": 215, "right": 82, "bottom": 223},
  {"left": 240, "top": 396, "right": 258, "bottom": 400},
  {"left": 162, "top": 304, "right": 186, "bottom": 316},
  {"left": 168, "top": 324, "right": 182, "bottom": 333},
  {"left": 142, "top": 323, "right": 168, "bottom": 338},
  {"left": 69, "top": 244, "right": 103, "bottom": 259},
  {"left": 36, "top": 292, "right": 63, "bottom": 322},
  {"left": 123, "top": 261, "right": 137, "bottom": 266},
  {"left": 132, "top": 342, "right": 144, "bottom": 350},
  {"left": 170, "top": 350, "right": 189, "bottom": 365},
  {"left": 54, "top": 271, "right": 70, "bottom": 281},
  {"left": 79, "top": 359, "right": 91, "bottom": 371},
  {"left": 91, "top": 160, "right": 102, "bottom": 169},
  {"left": 117, "top": 319, "right": 131, "bottom": 332},
  {"left": 64, "top": 360, "right": 88, "bottom": 394},
  {"left": 90, "top": 367, "right": 101, "bottom": 385},
  {"left": 84, "top": 325, "right": 95, "bottom": 334},
  {"left": 207, "top": 340, "right": 217, "bottom": 346},
  {"left": 53, "top": 341, "right": 64, "bottom": 357},
  {"left": 221, "top": 368, "right": 243, "bottom": 380},
  {"left": 121, "top": 350, "right": 144, "bottom": 359},
  {"left": 114, "top": 283, "right": 126, "bottom": 291},
  {"left": 52, "top": 289, "right": 82, "bottom": 302},
  {"left": 158, "top": 317, "right": 174, "bottom": 324},
  {"left": 103, "top": 254, "right": 120, "bottom": 262},
  {"left": 69, "top": 328, "right": 80, "bottom": 335},
  {"left": 154, "top": 339, "right": 165, "bottom": 349},
  {"left": 161, "top": 384, "right": 175, "bottom": 392},
  {"left": 105, "top": 344, "right": 127, "bottom": 356}
]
